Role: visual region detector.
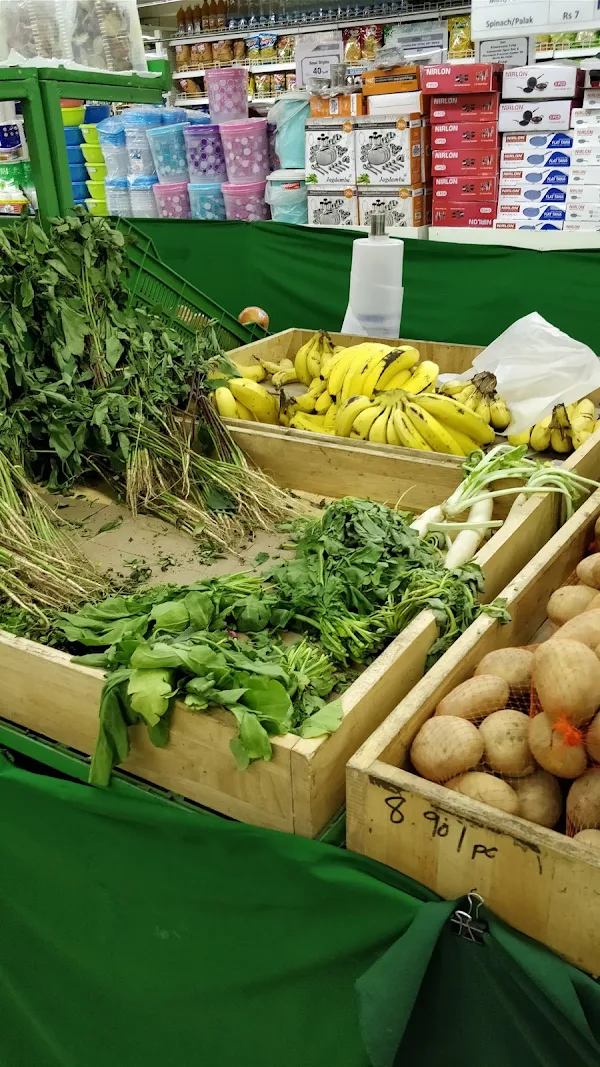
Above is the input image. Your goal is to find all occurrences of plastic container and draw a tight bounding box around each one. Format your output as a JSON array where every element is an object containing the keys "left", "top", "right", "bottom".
[
  {"left": 85, "top": 161, "right": 108, "bottom": 182},
  {"left": 147, "top": 123, "right": 190, "bottom": 183},
  {"left": 342, "top": 214, "right": 404, "bottom": 338},
  {"left": 64, "top": 126, "right": 83, "bottom": 146},
  {"left": 128, "top": 175, "right": 159, "bottom": 218},
  {"left": 222, "top": 180, "right": 269, "bottom": 221},
  {"left": 267, "top": 122, "right": 280, "bottom": 172},
  {"left": 0, "top": 124, "right": 20, "bottom": 150},
  {"left": 153, "top": 181, "right": 191, "bottom": 219},
  {"left": 61, "top": 99, "right": 84, "bottom": 108},
  {"left": 82, "top": 144, "right": 104, "bottom": 165},
  {"left": 80, "top": 124, "right": 100, "bottom": 145},
  {"left": 85, "top": 199, "right": 108, "bottom": 216},
  {"left": 187, "top": 112, "right": 211, "bottom": 126},
  {"left": 188, "top": 182, "right": 226, "bottom": 220},
  {"left": 97, "top": 116, "right": 126, "bottom": 146},
  {"left": 0, "top": 0, "right": 68, "bottom": 63},
  {"left": 67, "top": 145, "right": 84, "bottom": 166},
  {"left": 69, "top": 162, "right": 88, "bottom": 182},
  {"left": 71, "top": 180, "right": 88, "bottom": 199},
  {"left": 205, "top": 68, "right": 248, "bottom": 125},
  {"left": 220, "top": 118, "right": 269, "bottom": 183},
  {"left": 123, "top": 109, "right": 162, "bottom": 177},
  {"left": 265, "top": 170, "right": 307, "bottom": 225},
  {"left": 162, "top": 108, "right": 189, "bottom": 125},
  {"left": 100, "top": 145, "right": 128, "bottom": 180},
  {"left": 84, "top": 104, "right": 110, "bottom": 124},
  {"left": 267, "top": 93, "right": 310, "bottom": 169},
  {"left": 105, "top": 178, "right": 131, "bottom": 217},
  {"left": 62, "top": 106, "right": 85, "bottom": 126},
  {"left": 65, "top": 1, "right": 146, "bottom": 73},
  {"left": 86, "top": 179, "right": 105, "bottom": 199},
  {"left": 184, "top": 124, "right": 227, "bottom": 184}
]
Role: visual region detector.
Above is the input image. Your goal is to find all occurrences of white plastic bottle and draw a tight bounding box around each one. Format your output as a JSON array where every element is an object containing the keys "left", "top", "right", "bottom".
[{"left": 341, "top": 212, "right": 404, "bottom": 339}]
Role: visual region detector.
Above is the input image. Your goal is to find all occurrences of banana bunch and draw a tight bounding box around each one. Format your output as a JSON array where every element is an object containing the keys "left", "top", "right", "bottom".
[
  {"left": 214, "top": 377, "right": 279, "bottom": 425},
  {"left": 508, "top": 399, "right": 597, "bottom": 454},
  {"left": 294, "top": 330, "right": 338, "bottom": 386},
  {"left": 440, "top": 371, "right": 511, "bottom": 432}
]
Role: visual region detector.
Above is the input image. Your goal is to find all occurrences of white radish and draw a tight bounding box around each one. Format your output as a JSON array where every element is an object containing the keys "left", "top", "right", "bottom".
[
  {"left": 410, "top": 505, "right": 444, "bottom": 538},
  {"left": 444, "top": 498, "right": 494, "bottom": 569}
]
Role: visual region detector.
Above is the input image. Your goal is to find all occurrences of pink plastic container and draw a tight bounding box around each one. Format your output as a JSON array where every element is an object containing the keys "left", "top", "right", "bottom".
[
  {"left": 204, "top": 68, "right": 248, "bottom": 125},
  {"left": 153, "top": 181, "right": 191, "bottom": 219},
  {"left": 222, "top": 180, "right": 269, "bottom": 222},
  {"left": 219, "top": 118, "right": 269, "bottom": 183}
]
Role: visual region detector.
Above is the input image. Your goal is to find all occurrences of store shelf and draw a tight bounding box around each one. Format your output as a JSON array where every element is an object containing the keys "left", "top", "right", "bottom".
[
  {"left": 429, "top": 226, "right": 600, "bottom": 250},
  {"left": 167, "top": 2, "right": 470, "bottom": 46},
  {"left": 174, "top": 93, "right": 283, "bottom": 106},
  {"left": 172, "top": 61, "right": 295, "bottom": 79},
  {"left": 536, "top": 46, "right": 600, "bottom": 59}
]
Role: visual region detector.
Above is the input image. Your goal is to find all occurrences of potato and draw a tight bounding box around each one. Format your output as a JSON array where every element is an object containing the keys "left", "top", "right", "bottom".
[
  {"left": 528, "top": 712, "right": 587, "bottom": 778},
  {"left": 595, "top": 515, "right": 600, "bottom": 545},
  {"left": 555, "top": 609, "right": 600, "bottom": 650},
  {"left": 586, "top": 711, "right": 600, "bottom": 763},
  {"left": 479, "top": 709, "right": 535, "bottom": 777},
  {"left": 444, "top": 771, "right": 518, "bottom": 815},
  {"left": 434, "top": 675, "right": 510, "bottom": 722},
  {"left": 547, "top": 585, "right": 598, "bottom": 625},
  {"left": 474, "top": 648, "right": 532, "bottom": 693},
  {"left": 532, "top": 638, "right": 600, "bottom": 725},
  {"left": 576, "top": 554, "right": 600, "bottom": 590},
  {"left": 505, "top": 769, "right": 563, "bottom": 828},
  {"left": 410, "top": 716, "right": 484, "bottom": 783},
  {"left": 585, "top": 593, "right": 600, "bottom": 613},
  {"left": 573, "top": 828, "right": 600, "bottom": 848},
  {"left": 567, "top": 770, "right": 600, "bottom": 830}
]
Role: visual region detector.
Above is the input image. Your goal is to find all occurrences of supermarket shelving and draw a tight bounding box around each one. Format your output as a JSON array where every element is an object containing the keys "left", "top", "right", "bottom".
[
  {"left": 429, "top": 227, "right": 600, "bottom": 251},
  {"left": 172, "top": 60, "right": 295, "bottom": 78}
]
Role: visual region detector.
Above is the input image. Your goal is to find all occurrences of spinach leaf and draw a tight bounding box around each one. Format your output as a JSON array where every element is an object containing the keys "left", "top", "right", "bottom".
[{"left": 127, "top": 669, "right": 174, "bottom": 728}]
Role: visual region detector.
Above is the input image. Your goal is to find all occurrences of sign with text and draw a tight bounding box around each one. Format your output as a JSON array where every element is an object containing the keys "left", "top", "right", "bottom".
[{"left": 471, "top": 0, "right": 600, "bottom": 40}]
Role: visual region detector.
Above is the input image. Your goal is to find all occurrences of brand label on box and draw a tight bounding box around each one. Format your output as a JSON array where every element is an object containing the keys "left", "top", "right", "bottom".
[
  {"left": 430, "top": 93, "right": 499, "bottom": 123},
  {"left": 433, "top": 175, "right": 498, "bottom": 200},
  {"left": 432, "top": 148, "right": 499, "bottom": 176},
  {"left": 431, "top": 122, "right": 499, "bottom": 149},
  {"left": 498, "top": 182, "right": 567, "bottom": 203},
  {"left": 564, "top": 220, "right": 600, "bottom": 230},
  {"left": 571, "top": 128, "right": 600, "bottom": 145},
  {"left": 357, "top": 185, "right": 423, "bottom": 227},
  {"left": 572, "top": 148, "right": 600, "bottom": 166},
  {"left": 499, "top": 100, "right": 574, "bottom": 133},
  {"left": 493, "top": 221, "right": 563, "bottom": 230},
  {"left": 566, "top": 185, "right": 600, "bottom": 204},
  {"left": 496, "top": 202, "right": 566, "bottom": 221},
  {"left": 502, "top": 65, "right": 583, "bottom": 100},
  {"left": 583, "top": 90, "right": 600, "bottom": 110},
  {"left": 499, "top": 165, "right": 571, "bottom": 185},
  {"left": 305, "top": 120, "right": 356, "bottom": 186},
  {"left": 306, "top": 187, "right": 358, "bottom": 226},
  {"left": 565, "top": 202, "right": 600, "bottom": 220},
  {"left": 355, "top": 117, "right": 422, "bottom": 186},
  {"left": 502, "top": 131, "right": 575, "bottom": 149},
  {"left": 500, "top": 148, "right": 572, "bottom": 168},
  {"left": 422, "top": 63, "right": 502, "bottom": 95},
  {"left": 571, "top": 108, "right": 600, "bottom": 128},
  {"left": 571, "top": 166, "right": 600, "bottom": 184}
]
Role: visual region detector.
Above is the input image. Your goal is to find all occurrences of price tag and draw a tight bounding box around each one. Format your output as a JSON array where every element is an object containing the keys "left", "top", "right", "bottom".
[
  {"left": 472, "top": 0, "right": 600, "bottom": 39},
  {"left": 295, "top": 30, "right": 343, "bottom": 89}
]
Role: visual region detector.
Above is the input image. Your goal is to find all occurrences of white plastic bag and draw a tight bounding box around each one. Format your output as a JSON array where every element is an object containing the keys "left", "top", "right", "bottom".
[{"left": 463, "top": 313, "right": 600, "bottom": 435}]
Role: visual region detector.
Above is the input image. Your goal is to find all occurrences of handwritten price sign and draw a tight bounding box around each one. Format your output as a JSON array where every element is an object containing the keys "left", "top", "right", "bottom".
[{"left": 384, "top": 794, "right": 499, "bottom": 859}]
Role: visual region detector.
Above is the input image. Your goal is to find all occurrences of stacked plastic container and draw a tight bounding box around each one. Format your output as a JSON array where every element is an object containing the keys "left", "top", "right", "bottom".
[
  {"left": 206, "top": 67, "right": 270, "bottom": 222},
  {"left": 96, "top": 114, "right": 131, "bottom": 216},
  {"left": 185, "top": 123, "right": 227, "bottom": 220},
  {"left": 79, "top": 104, "right": 110, "bottom": 215},
  {"left": 147, "top": 120, "right": 191, "bottom": 219},
  {"left": 264, "top": 93, "right": 310, "bottom": 225},
  {"left": 62, "top": 101, "right": 87, "bottom": 208}
]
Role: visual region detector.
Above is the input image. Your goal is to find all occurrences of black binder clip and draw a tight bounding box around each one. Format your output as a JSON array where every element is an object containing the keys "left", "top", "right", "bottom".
[{"left": 450, "top": 891, "right": 488, "bottom": 945}]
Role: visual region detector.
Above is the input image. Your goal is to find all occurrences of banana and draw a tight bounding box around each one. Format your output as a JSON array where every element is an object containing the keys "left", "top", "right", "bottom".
[
  {"left": 409, "top": 392, "right": 495, "bottom": 446},
  {"left": 403, "top": 399, "right": 464, "bottom": 456},
  {"left": 351, "top": 404, "right": 384, "bottom": 439},
  {"left": 271, "top": 367, "right": 299, "bottom": 387},
  {"left": 379, "top": 367, "right": 411, "bottom": 391},
  {"left": 235, "top": 400, "right": 255, "bottom": 420},
  {"left": 551, "top": 426, "right": 572, "bottom": 453},
  {"left": 570, "top": 398, "right": 595, "bottom": 434},
  {"left": 295, "top": 391, "right": 318, "bottom": 413},
  {"left": 228, "top": 378, "right": 279, "bottom": 424},
  {"left": 446, "top": 427, "right": 480, "bottom": 456},
  {"left": 335, "top": 395, "right": 373, "bottom": 437},
  {"left": 439, "top": 379, "right": 466, "bottom": 397},
  {"left": 474, "top": 395, "right": 491, "bottom": 424},
  {"left": 234, "top": 362, "right": 266, "bottom": 383},
  {"left": 321, "top": 347, "right": 344, "bottom": 380},
  {"left": 554, "top": 403, "right": 571, "bottom": 430},
  {"left": 375, "top": 347, "right": 420, "bottom": 389},
  {"left": 489, "top": 397, "right": 511, "bottom": 432},
  {"left": 353, "top": 347, "right": 396, "bottom": 398},
  {"left": 341, "top": 353, "right": 375, "bottom": 403},
  {"left": 508, "top": 429, "right": 531, "bottom": 447},
  {"left": 323, "top": 403, "right": 338, "bottom": 435},
  {"left": 258, "top": 358, "right": 285, "bottom": 376},
  {"left": 314, "top": 390, "right": 333, "bottom": 414},
  {"left": 327, "top": 348, "right": 362, "bottom": 398},
  {"left": 529, "top": 416, "right": 552, "bottom": 452},
  {"left": 392, "top": 406, "right": 433, "bottom": 451},
  {"left": 386, "top": 408, "right": 401, "bottom": 446},
  {"left": 307, "top": 376, "right": 327, "bottom": 398},
  {"left": 306, "top": 335, "right": 323, "bottom": 381},
  {"left": 290, "top": 412, "right": 327, "bottom": 432},
  {"left": 368, "top": 408, "right": 391, "bottom": 444},
  {"left": 402, "top": 360, "right": 439, "bottom": 395},
  {"left": 214, "top": 387, "right": 239, "bottom": 419},
  {"left": 294, "top": 335, "right": 319, "bottom": 386},
  {"left": 572, "top": 427, "right": 594, "bottom": 449}
]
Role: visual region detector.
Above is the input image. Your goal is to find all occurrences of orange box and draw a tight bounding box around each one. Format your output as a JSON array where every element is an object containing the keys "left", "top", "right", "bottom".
[
  {"left": 361, "top": 65, "right": 420, "bottom": 97},
  {"left": 309, "top": 93, "right": 365, "bottom": 118}
]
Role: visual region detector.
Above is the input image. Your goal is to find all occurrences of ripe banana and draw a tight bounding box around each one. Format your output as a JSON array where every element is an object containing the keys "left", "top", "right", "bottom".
[
  {"left": 403, "top": 399, "right": 464, "bottom": 456},
  {"left": 272, "top": 367, "right": 299, "bottom": 386},
  {"left": 572, "top": 427, "right": 594, "bottom": 449},
  {"left": 475, "top": 396, "right": 491, "bottom": 424},
  {"left": 439, "top": 380, "right": 466, "bottom": 397},
  {"left": 341, "top": 353, "right": 375, "bottom": 403},
  {"left": 234, "top": 362, "right": 266, "bottom": 383},
  {"left": 306, "top": 336, "right": 324, "bottom": 380},
  {"left": 368, "top": 409, "right": 391, "bottom": 444},
  {"left": 321, "top": 348, "right": 344, "bottom": 380},
  {"left": 314, "top": 390, "right": 333, "bottom": 414},
  {"left": 228, "top": 377, "right": 279, "bottom": 424},
  {"left": 554, "top": 403, "right": 570, "bottom": 430},
  {"left": 446, "top": 427, "right": 480, "bottom": 456},
  {"left": 507, "top": 429, "right": 531, "bottom": 447},
  {"left": 335, "top": 395, "right": 373, "bottom": 437},
  {"left": 323, "top": 403, "right": 338, "bottom": 435},
  {"left": 258, "top": 359, "right": 284, "bottom": 376},
  {"left": 551, "top": 426, "right": 572, "bottom": 453},
  {"left": 402, "top": 360, "right": 439, "bottom": 395},
  {"left": 489, "top": 397, "right": 511, "bottom": 432},
  {"left": 351, "top": 404, "right": 384, "bottom": 439},
  {"left": 410, "top": 392, "right": 495, "bottom": 446},
  {"left": 295, "top": 392, "right": 318, "bottom": 413},
  {"left": 529, "top": 416, "right": 552, "bottom": 452},
  {"left": 214, "top": 387, "right": 239, "bottom": 419},
  {"left": 235, "top": 400, "right": 255, "bottom": 420},
  {"left": 386, "top": 409, "right": 401, "bottom": 446},
  {"left": 328, "top": 349, "right": 361, "bottom": 398},
  {"left": 375, "top": 347, "right": 420, "bottom": 390},
  {"left": 455, "top": 383, "right": 478, "bottom": 409},
  {"left": 294, "top": 335, "right": 319, "bottom": 386},
  {"left": 290, "top": 412, "right": 327, "bottom": 432},
  {"left": 380, "top": 367, "right": 411, "bottom": 391},
  {"left": 570, "top": 398, "right": 595, "bottom": 434},
  {"left": 392, "top": 406, "right": 433, "bottom": 451}
]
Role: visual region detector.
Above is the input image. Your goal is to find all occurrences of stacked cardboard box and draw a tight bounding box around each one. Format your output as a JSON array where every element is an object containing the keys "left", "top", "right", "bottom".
[
  {"left": 495, "top": 66, "right": 584, "bottom": 232},
  {"left": 422, "top": 64, "right": 503, "bottom": 228},
  {"left": 563, "top": 88, "right": 600, "bottom": 232}
]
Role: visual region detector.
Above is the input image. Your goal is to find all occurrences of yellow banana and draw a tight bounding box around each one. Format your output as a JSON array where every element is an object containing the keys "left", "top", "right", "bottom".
[
  {"left": 228, "top": 378, "right": 279, "bottom": 424},
  {"left": 402, "top": 360, "right": 439, "bottom": 395},
  {"left": 508, "top": 429, "right": 531, "bottom": 447},
  {"left": 439, "top": 379, "right": 466, "bottom": 397},
  {"left": 234, "top": 362, "right": 266, "bottom": 383},
  {"left": 403, "top": 400, "right": 464, "bottom": 456},
  {"left": 307, "top": 376, "right": 327, "bottom": 398},
  {"left": 551, "top": 426, "right": 572, "bottom": 453},
  {"left": 335, "top": 395, "right": 373, "bottom": 437},
  {"left": 306, "top": 335, "right": 323, "bottom": 380},
  {"left": 258, "top": 358, "right": 286, "bottom": 376},
  {"left": 323, "top": 403, "right": 338, "bottom": 435},
  {"left": 380, "top": 367, "right": 411, "bottom": 391},
  {"left": 489, "top": 397, "right": 511, "bottom": 432},
  {"left": 529, "top": 416, "right": 552, "bottom": 452},
  {"left": 386, "top": 408, "right": 401, "bottom": 446},
  {"left": 321, "top": 347, "right": 344, "bottom": 380},
  {"left": 368, "top": 409, "right": 391, "bottom": 444},
  {"left": 570, "top": 398, "right": 595, "bottom": 434},
  {"left": 392, "top": 406, "right": 433, "bottom": 451},
  {"left": 474, "top": 395, "right": 491, "bottom": 424},
  {"left": 327, "top": 349, "right": 362, "bottom": 398},
  {"left": 374, "top": 346, "right": 419, "bottom": 389},
  {"left": 409, "top": 392, "right": 495, "bottom": 446},
  {"left": 351, "top": 346, "right": 394, "bottom": 398},
  {"left": 341, "top": 353, "right": 374, "bottom": 403},
  {"left": 290, "top": 412, "right": 327, "bottom": 432},
  {"left": 572, "top": 427, "right": 594, "bottom": 449},
  {"left": 314, "top": 390, "right": 333, "bottom": 414},
  {"left": 294, "top": 335, "right": 319, "bottom": 386},
  {"left": 271, "top": 367, "right": 299, "bottom": 386},
  {"left": 554, "top": 403, "right": 570, "bottom": 430},
  {"left": 295, "top": 392, "right": 317, "bottom": 413},
  {"left": 351, "top": 404, "right": 384, "bottom": 439},
  {"left": 446, "top": 427, "right": 480, "bottom": 456},
  {"left": 235, "top": 400, "right": 255, "bottom": 420},
  {"left": 214, "top": 387, "right": 239, "bottom": 419}
]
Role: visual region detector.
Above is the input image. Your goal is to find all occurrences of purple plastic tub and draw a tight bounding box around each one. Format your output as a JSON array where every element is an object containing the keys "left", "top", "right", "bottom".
[
  {"left": 222, "top": 180, "right": 269, "bottom": 222},
  {"left": 219, "top": 118, "right": 269, "bottom": 184},
  {"left": 153, "top": 181, "right": 191, "bottom": 219},
  {"left": 184, "top": 124, "right": 227, "bottom": 184},
  {"left": 204, "top": 68, "right": 248, "bottom": 125}
]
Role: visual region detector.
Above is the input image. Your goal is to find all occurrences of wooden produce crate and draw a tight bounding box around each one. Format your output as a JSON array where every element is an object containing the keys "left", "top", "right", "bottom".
[{"left": 346, "top": 488, "right": 600, "bottom": 974}]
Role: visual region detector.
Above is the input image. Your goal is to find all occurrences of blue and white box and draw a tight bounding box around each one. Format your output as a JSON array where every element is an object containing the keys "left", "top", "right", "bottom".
[
  {"left": 499, "top": 165, "right": 571, "bottom": 186},
  {"left": 500, "top": 148, "right": 573, "bottom": 168},
  {"left": 498, "top": 182, "right": 568, "bottom": 204},
  {"left": 571, "top": 166, "right": 600, "bottom": 184},
  {"left": 494, "top": 221, "right": 563, "bottom": 230},
  {"left": 503, "top": 132, "right": 575, "bottom": 150},
  {"left": 565, "top": 202, "right": 600, "bottom": 221},
  {"left": 572, "top": 147, "right": 600, "bottom": 166},
  {"left": 566, "top": 185, "right": 600, "bottom": 204},
  {"left": 496, "top": 202, "right": 566, "bottom": 223}
]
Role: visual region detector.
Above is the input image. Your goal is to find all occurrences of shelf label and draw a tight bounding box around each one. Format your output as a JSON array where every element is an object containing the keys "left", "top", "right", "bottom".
[
  {"left": 295, "top": 30, "right": 343, "bottom": 89},
  {"left": 477, "top": 34, "right": 535, "bottom": 64},
  {"left": 471, "top": 0, "right": 600, "bottom": 40}
]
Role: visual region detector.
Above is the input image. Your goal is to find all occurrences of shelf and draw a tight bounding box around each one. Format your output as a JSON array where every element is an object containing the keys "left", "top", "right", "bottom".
[
  {"left": 167, "top": 3, "right": 470, "bottom": 46},
  {"left": 174, "top": 93, "right": 283, "bottom": 106},
  {"left": 428, "top": 226, "right": 600, "bottom": 250},
  {"left": 172, "top": 61, "right": 295, "bottom": 79},
  {"left": 308, "top": 223, "right": 429, "bottom": 239},
  {"left": 536, "top": 46, "right": 600, "bottom": 59}
]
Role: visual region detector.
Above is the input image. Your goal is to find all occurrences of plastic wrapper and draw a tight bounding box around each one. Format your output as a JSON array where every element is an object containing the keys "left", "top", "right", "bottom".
[
  {"left": 65, "top": 0, "right": 147, "bottom": 72},
  {"left": 277, "top": 35, "right": 294, "bottom": 60},
  {"left": 343, "top": 28, "right": 362, "bottom": 64},
  {"left": 233, "top": 39, "right": 246, "bottom": 62},
  {"left": 246, "top": 34, "right": 261, "bottom": 59},
  {"left": 212, "top": 39, "right": 233, "bottom": 63},
  {"left": 174, "top": 43, "right": 191, "bottom": 71},
  {"left": 260, "top": 32, "right": 277, "bottom": 60},
  {"left": 179, "top": 77, "right": 203, "bottom": 96},
  {"left": 286, "top": 73, "right": 296, "bottom": 92},
  {"left": 190, "top": 41, "right": 213, "bottom": 67},
  {"left": 255, "top": 73, "right": 273, "bottom": 96},
  {"left": 448, "top": 16, "right": 472, "bottom": 59},
  {"left": 361, "top": 25, "right": 384, "bottom": 61},
  {"left": 0, "top": 0, "right": 68, "bottom": 62},
  {"left": 273, "top": 72, "right": 286, "bottom": 94}
]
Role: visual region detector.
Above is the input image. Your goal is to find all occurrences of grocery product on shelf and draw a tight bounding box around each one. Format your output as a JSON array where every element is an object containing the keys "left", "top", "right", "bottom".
[
  {"left": 128, "top": 175, "right": 159, "bottom": 217},
  {"left": 123, "top": 108, "right": 162, "bottom": 176},
  {"left": 307, "top": 186, "right": 359, "bottom": 226},
  {"left": 268, "top": 93, "right": 310, "bottom": 168},
  {"left": 358, "top": 186, "right": 423, "bottom": 227},
  {"left": 104, "top": 177, "right": 131, "bottom": 217},
  {"left": 188, "top": 180, "right": 227, "bottom": 219},
  {"left": 97, "top": 116, "right": 128, "bottom": 179}
]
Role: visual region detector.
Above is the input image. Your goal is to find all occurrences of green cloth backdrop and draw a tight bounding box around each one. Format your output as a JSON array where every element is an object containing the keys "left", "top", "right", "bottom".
[
  {"left": 135, "top": 220, "right": 600, "bottom": 352},
  {"left": 2, "top": 748, "right": 600, "bottom": 1067}
]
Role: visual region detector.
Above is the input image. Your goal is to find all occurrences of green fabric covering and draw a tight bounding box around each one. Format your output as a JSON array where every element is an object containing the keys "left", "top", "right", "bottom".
[
  {"left": 2, "top": 748, "right": 600, "bottom": 1067},
  {"left": 134, "top": 220, "right": 600, "bottom": 352}
]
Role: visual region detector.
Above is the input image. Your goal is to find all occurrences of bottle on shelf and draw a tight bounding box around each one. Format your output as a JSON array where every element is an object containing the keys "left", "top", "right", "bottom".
[
  {"left": 201, "top": 0, "right": 212, "bottom": 30},
  {"left": 209, "top": 0, "right": 218, "bottom": 29},
  {"left": 193, "top": 3, "right": 203, "bottom": 31},
  {"left": 185, "top": 5, "right": 195, "bottom": 33},
  {"left": 216, "top": 0, "right": 227, "bottom": 29},
  {"left": 176, "top": 6, "right": 187, "bottom": 34},
  {"left": 237, "top": 0, "right": 249, "bottom": 29},
  {"left": 226, "top": 0, "right": 238, "bottom": 28}
]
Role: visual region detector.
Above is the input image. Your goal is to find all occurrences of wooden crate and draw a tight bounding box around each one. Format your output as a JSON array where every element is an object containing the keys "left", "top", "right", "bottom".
[{"left": 346, "top": 488, "right": 600, "bottom": 974}]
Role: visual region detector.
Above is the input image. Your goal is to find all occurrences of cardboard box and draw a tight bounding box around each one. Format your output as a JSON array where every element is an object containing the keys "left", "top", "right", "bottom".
[
  {"left": 500, "top": 148, "right": 572, "bottom": 168},
  {"left": 496, "top": 202, "right": 566, "bottom": 222},
  {"left": 572, "top": 147, "right": 600, "bottom": 166},
  {"left": 420, "top": 120, "right": 431, "bottom": 184},
  {"left": 499, "top": 100, "right": 576, "bottom": 133},
  {"left": 432, "top": 148, "right": 499, "bottom": 177},
  {"left": 366, "top": 91, "right": 424, "bottom": 117},
  {"left": 357, "top": 185, "right": 423, "bottom": 227},
  {"left": 355, "top": 116, "right": 421, "bottom": 186},
  {"left": 431, "top": 122, "right": 499, "bottom": 149},
  {"left": 502, "top": 131, "right": 574, "bottom": 149},
  {"left": 564, "top": 220, "right": 600, "bottom": 230},
  {"left": 498, "top": 181, "right": 568, "bottom": 204},
  {"left": 564, "top": 202, "right": 600, "bottom": 221},
  {"left": 571, "top": 166, "right": 600, "bottom": 184},
  {"left": 430, "top": 93, "right": 499, "bottom": 123},
  {"left": 494, "top": 220, "right": 563, "bottom": 230},
  {"left": 502, "top": 65, "right": 584, "bottom": 101},
  {"left": 566, "top": 185, "right": 600, "bottom": 204},
  {"left": 583, "top": 89, "right": 600, "bottom": 109},
  {"left": 571, "top": 108, "right": 600, "bottom": 128},
  {"left": 424, "top": 185, "right": 432, "bottom": 225},
  {"left": 309, "top": 93, "right": 365, "bottom": 119},
  {"left": 433, "top": 175, "right": 498, "bottom": 201},
  {"left": 422, "top": 64, "right": 502, "bottom": 96},
  {"left": 433, "top": 202, "right": 495, "bottom": 227},
  {"left": 361, "top": 65, "right": 420, "bottom": 97},
  {"left": 306, "top": 186, "right": 358, "bottom": 226},
  {"left": 571, "top": 128, "right": 600, "bottom": 145},
  {"left": 305, "top": 119, "right": 356, "bottom": 186},
  {"left": 499, "top": 164, "right": 571, "bottom": 185}
]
